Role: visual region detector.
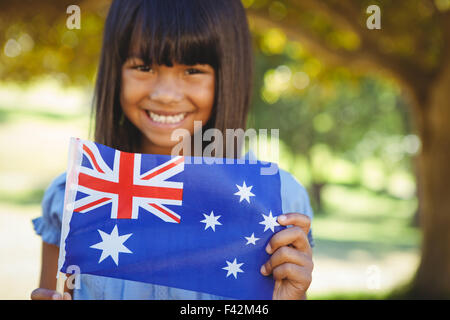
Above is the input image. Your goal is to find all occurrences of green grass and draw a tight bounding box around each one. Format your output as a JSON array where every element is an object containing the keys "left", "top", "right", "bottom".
[
  {"left": 312, "top": 184, "right": 419, "bottom": 247},
  {"left": 0, "top": 188, "right": 45, "bottom": 206},
  {"left": 305, "top": 184, "right": 420, "bottom": 299},
  {"left": 309, "top": 290, "right": 389, "bottom": 300}
]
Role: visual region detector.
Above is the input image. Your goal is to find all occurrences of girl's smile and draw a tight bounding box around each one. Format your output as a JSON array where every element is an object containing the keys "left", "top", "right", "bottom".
[
  {"left": 146, "top": 110, "right": 188, "bottom": 125},
  {"left": 144, "top": 109, "right": 191, "bottom": 127},
  {"left": 120, "top": 58, "right": 215, "bottom": 155}
]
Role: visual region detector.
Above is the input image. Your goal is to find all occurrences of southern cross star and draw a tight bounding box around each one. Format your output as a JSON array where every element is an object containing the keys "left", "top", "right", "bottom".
[
  {"left": 90, "top": 225, "right": 133, "bottom": 266},
  {"left": 244, "top": 233, "right": 260, "bottom": 245},
  {"left": 259, "top": 211, "right": 280, "bottom": 232},
  {"left": 234, "top": 181, "right": 255, "bottom": 203},
  {"left": 200, "top": 211, "right": 222, "bottom": 232},
  {"left": 222, "top": 258, "right": 244, "bottom": 279}
]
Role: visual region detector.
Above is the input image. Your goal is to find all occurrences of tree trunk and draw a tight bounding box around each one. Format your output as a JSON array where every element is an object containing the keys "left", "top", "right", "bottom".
[
  {"left": 310, "top": 182, "right": 325, "bottom": 214},
  {"left": 410, "top": 163, "right": 421, "bottom": 228},
  {"left": 408, "top": 55, "right": 450, "bottom": 298}
]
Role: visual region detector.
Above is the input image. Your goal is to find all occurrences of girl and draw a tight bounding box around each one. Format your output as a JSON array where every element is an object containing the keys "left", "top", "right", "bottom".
[{"left": 31, "top": 0, "right": 314, "bottom": 300}]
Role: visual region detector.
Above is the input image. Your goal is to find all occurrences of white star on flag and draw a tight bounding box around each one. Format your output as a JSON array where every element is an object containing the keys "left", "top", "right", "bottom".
[
  {"left": 244, "top": 233, "right": 260, "bottom": 245},
  {"left": 259, "top": 211, "right": 280, "bottom": 232},
  {"left": 234, "top": 181, "right": 255, "bottom": 203},
  {"left": 222, "top": 258, "right": 244, "bottom": 279},
  {"left": 90, "top": 225, "right": 133, "bottom": 266},
  {"left": 200, "top": 211, "right": 222, "bottom": 231}
]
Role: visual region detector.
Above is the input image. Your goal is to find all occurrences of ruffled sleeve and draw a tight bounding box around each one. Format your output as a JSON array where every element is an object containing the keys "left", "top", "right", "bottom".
[
  {"left": 279, "top": 169, "right": 315, "bottom": 248},
  {"left": 32, "top": 173, "right": 67, "bottom": 246}
]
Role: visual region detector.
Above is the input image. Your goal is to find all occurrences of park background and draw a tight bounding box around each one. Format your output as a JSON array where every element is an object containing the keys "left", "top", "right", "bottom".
[{"left": 0, "top": 0, "right": 449, "bottom": 299}]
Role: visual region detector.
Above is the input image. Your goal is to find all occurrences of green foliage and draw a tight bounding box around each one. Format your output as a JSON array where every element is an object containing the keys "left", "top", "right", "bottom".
[
  {"left": 248, "top": 42, "right": 417, "bottom": 199},
  {"left": 0, "top": 1, "right": 107, "bottom": 87}
]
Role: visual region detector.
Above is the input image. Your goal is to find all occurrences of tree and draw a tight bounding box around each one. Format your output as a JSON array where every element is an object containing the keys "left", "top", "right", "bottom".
[
  {"left": 248, "top": 47, "right": 413, "bottom": 213},
  {"left": 246, "top": 0, "right": 450, "bottom": 298}
]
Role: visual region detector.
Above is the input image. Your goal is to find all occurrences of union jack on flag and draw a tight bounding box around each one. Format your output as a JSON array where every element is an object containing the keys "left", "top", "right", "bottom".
[
  {"left": 58, "top": 138, "right": 287, "bottom": 299},
  {"left": 74, "top": 141, "right": 184, "bottom": 223}
]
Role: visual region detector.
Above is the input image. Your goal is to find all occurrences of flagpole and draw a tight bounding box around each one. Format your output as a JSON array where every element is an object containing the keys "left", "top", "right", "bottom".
[{"left": 55, "top": 138, "right": 82, "bottom": 299}]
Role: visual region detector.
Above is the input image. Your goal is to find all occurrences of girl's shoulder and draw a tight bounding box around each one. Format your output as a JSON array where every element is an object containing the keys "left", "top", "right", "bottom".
[
  {"left": 278, "top": 168, "right": 315, "bottom": 248},
  {"left": 42, "top": 172, "right": 67, "bottom": 207},
  {"left": 32, "top": 173, "right": 67, "bottom": 246},
  {"left": 278, "top": 168, "right": 314, "bottom": 221},
  {"left": 242, "top": 150, "right": 313, "bottom": 219}
]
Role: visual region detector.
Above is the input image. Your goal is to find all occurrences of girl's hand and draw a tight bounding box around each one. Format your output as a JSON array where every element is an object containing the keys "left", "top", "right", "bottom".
[
  {"left": 30, "top": 288, "right": 72, "bottom": 300},
  {"left": 260, "top": 213, "right": 313, "bottom": 300}
]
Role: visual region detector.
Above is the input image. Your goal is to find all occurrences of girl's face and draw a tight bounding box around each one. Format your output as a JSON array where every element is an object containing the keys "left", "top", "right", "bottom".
[{"left": 120, "top": 57, "right": 215, "bottom": 155}]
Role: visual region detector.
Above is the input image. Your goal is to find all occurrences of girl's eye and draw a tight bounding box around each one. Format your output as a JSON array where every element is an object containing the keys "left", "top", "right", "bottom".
[
  {"left": 134, "top": 65, "right": 153, "bottom": 73},
  {"left": 185, "top": 68, "right": 203, "bottom": 75}
]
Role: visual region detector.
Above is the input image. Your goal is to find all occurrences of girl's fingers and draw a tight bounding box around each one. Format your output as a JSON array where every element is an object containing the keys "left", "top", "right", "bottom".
[
  {"left": 266, "top": 225, "right": 312, "bottom": 257},
  {"left": 63, "top": 292, "right": 72, "bottom": 300},
  {"left": 261, "top": 246, "right": 313, "bottom": 276},
  {"left": 272, "top": 262, "right": 312, "bottom": 286},
  {"left": 30, "top": 288, "right": 61, "bottom": 300},
  {"left": 30, "top": 288, "right": 72, "bottom": 300},
  {"left": 277, "top": 213, "right": 311, "bottom": 235}
]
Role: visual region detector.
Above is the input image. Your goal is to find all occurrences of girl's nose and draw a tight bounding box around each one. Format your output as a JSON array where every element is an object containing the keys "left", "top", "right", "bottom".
[{"left": 148, "top": 79, "right": 183, "bottom": 104}]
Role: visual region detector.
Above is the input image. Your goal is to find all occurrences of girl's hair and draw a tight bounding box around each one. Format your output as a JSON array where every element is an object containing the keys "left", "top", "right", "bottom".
[{"left": 93, "top": 0, "right": 254, "bottom": 156}]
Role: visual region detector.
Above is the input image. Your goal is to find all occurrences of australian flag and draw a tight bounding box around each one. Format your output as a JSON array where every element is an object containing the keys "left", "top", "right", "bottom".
[{"left": 58, "top": 138, "right": 284, "bottom": 299}]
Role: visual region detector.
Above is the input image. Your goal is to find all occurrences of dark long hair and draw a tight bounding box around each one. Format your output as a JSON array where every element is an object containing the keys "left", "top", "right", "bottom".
[{"left": 93, "top": 0, "right": 254, "bottom": 156}]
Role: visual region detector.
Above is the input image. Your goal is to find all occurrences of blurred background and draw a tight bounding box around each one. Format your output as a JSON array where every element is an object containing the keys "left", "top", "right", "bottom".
[{"left": 0, "top": 0, "right": 449, "bottom": 299}]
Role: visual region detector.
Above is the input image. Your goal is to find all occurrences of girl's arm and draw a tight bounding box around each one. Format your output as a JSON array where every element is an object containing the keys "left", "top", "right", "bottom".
[{"left": 30, "top": 242, "right": 73, "bottom": 300}]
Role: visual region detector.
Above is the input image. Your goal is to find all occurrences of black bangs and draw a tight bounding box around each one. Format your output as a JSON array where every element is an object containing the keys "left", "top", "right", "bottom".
[{"left": 125, "top": 0, "right": 220, "bottom": 69}]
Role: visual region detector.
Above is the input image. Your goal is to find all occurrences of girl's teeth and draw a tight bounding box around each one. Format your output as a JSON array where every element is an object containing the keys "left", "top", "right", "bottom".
[{"left": 148, "top": 111, "right": 186, "bottom": 124}]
